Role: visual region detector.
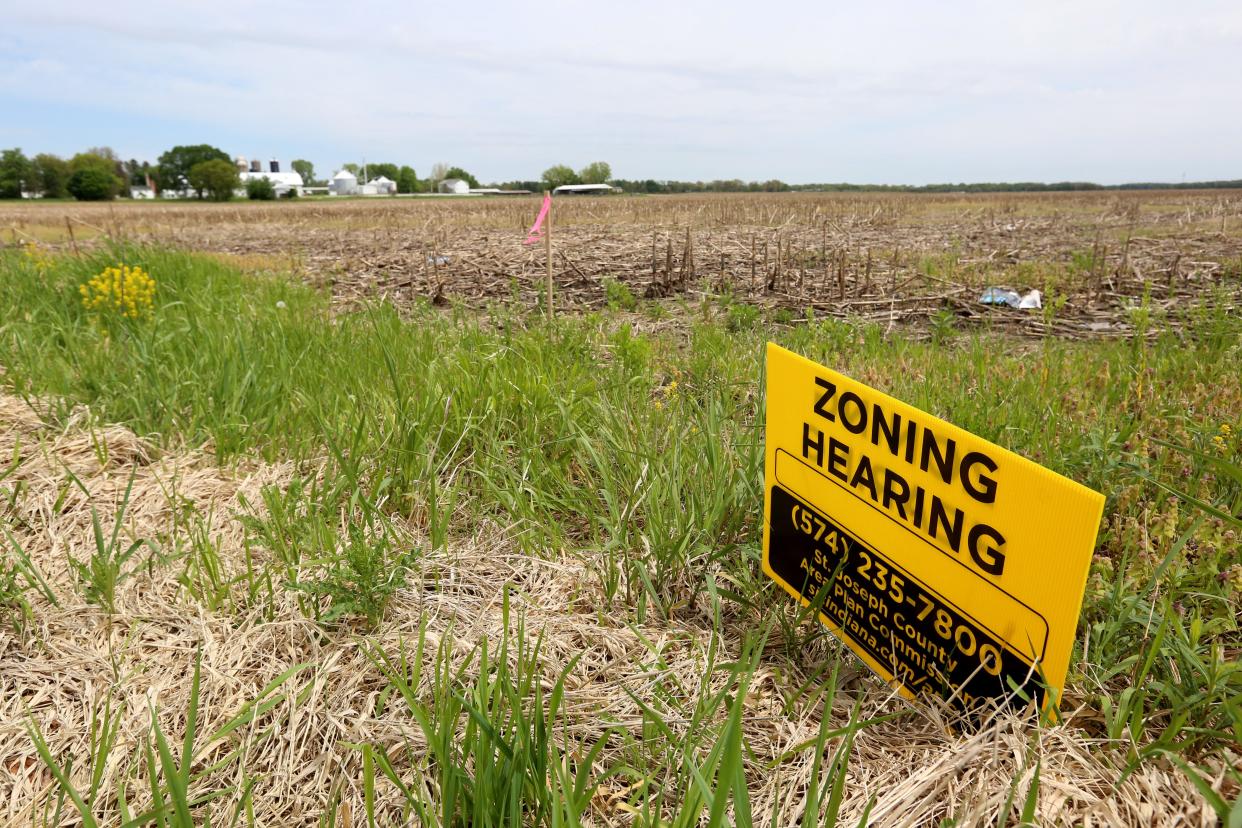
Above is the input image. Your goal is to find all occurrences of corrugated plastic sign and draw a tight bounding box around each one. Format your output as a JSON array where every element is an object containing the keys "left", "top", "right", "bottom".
[{"left": 762, "top": 343, "right": 1105, "bottom": 714}]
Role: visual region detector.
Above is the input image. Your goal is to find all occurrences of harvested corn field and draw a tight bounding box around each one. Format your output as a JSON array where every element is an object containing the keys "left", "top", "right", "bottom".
[{"left": 3, "top": 190, "right": 1241, "bottom": 336}]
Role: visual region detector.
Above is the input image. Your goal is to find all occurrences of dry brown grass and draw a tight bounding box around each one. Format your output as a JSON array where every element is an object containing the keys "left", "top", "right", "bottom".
[{"left": 0, "top": 393, "right": 1221, "bottom": 826}]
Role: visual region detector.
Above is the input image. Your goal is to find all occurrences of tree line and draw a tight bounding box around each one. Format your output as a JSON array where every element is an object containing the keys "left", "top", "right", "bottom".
[
  {"left": 4, "top": 145, "right": 1235, "bottom": 200},
  {"left": 0, "top": 145, "right": 482, "bottom": 201}
]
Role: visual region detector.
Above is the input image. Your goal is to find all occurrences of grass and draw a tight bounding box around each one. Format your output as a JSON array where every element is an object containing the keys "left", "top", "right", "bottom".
[{"left": 0, "top": 242, "right": 1238, "bottom": 823}]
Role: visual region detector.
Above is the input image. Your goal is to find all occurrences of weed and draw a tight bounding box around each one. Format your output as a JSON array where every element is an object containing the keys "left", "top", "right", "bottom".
[
  {"left": 362, "top": 593, "right": 607, "bottom": 826},
  {"left": 725, "top": 302, "right": 761, "bottom": 332},
  {"left": 289, "top": 518, "right": 418, "bottom": 628},
  {"left": 928, "top": 307, "right": 957, "bottom": 345},
  {"left": 68, "top": 468, "right": 149, "bottom": 615},
  {"left": 80, "top": 264, "right": 157, "bottom": 320},
  {"left": 605, "top": 278, "right": 638, "bottom": 311}
]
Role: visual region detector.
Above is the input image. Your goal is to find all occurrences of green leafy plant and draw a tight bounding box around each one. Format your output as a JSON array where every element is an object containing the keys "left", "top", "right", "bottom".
[
  {"left": 928, "top": 307, "right": 957, "bottom": 345},
  {"left": 69, "top": 469, "right": 148, "bottom": 614},
  {"left": 725, "top": 302, "right": 761, "bottom": 332},
  {"left": 605, "top": 278, "right": 638, "bottom": 311}
]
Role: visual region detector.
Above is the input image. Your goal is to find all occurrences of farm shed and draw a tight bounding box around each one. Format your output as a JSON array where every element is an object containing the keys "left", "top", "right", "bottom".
[
  {"left": 438, "top": 178, "right": 471, "bottom": 195},
  {"left": 368, "top": 176, "right": 398, "bottom": 195},
  {"left": 329, "top": 169, "right": 359, "bottom": 195},
  {"left": 552, "top": 183, "right": 616, "bottom": 195},
  {"left": 238, "top": 170, "right": 304, "bottom": 197}
]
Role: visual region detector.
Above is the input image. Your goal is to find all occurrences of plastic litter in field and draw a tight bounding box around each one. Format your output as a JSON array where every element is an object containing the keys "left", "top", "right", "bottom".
[{"left": 980, "top": 287, "right": 1042, "bottom": 309}]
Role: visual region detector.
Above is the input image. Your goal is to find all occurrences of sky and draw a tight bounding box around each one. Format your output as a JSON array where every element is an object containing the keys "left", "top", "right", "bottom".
[{"left": 3, "top": 1, "right": 1240, "bottom": 185}]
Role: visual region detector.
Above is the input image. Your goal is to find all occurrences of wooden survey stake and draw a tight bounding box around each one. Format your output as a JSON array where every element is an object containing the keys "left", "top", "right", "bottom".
[{"left": 545, "top": 190, "right": 554, "bottom": 318}]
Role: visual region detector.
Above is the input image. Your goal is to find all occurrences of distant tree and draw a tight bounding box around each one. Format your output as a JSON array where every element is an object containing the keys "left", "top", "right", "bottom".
[
  {"left": 0, "top": 148, "right": 33, "bottom": 198},
  {"left": 578, "top": 161, "right": 612, "bottom": 185},
  {"left": 429, "top": 162, "right": 449, "bottom": 185},
  {"left": 342, "top": 163, "right": 361, "bottom": 176},
  {"left": 188, "top": 159, "right": 239, "bottom": 201},
  {"left": 498, "top": 180, "right": 543, "bottom": 192},
  {"left": 80, "top": 147, "right": 132, "bottom": 196},
  {"left": 291, "top": 159, "right": 316, "bottom": 185},
  {"left": 442, "top": 167, "right": 479, "bottom": 188},
  {"left": 246, "top": 176, "right": 276, "bottom": 200},
  {"left": 33, "top": 154, "right": 70, "bottom": 198},
  {"left": 541, "top": 164, "right": 579, "bottom": 190},
  {"left": 362, "top": 162, "right": 399, "bottom": 182},
  {"left": 156, "top": 144, "right": 229, "bottom": 194},
  {"left": 396, "top": 165, "right": 419, "bottom": 194},
  {"left": 67, "top": 168, "right": 119, "bottom": 201},
  {"left": 67, "top": 152, "right": 124, "bottom": 200},
  {"left": 125, "top": 158, "right": 154, "bottom": 187}
]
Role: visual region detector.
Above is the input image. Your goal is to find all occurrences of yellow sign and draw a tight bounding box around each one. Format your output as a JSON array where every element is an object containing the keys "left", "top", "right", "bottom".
[{"left": 761, "top": 342, "right": 1104, "bottom": 714}]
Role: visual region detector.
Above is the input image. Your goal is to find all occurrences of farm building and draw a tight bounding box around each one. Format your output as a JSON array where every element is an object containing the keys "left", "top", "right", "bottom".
[
  {"left": 368, "top": 176, "right": 397, "bottom": 195},
  {"left": 438, "top": 178, "right": 471, "bottom": 195},
  {"left": 238, "top": 159, "right": 304, "bottom": 197},
  {"left": 329, "top": 169, "right": 359, "bottom": 195},
  {"left": 469, "top": 188, "right": 532, "bottom": 195},
  {"left": 552, "top": 183, "right": 616, "bottom": 195}
]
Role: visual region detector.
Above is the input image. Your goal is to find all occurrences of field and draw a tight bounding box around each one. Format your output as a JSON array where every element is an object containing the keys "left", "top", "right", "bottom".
[
  {"left": 5, "top": 190, "right": 1241, "bottom": 333},
  {"left": 0, "top": 192, "right": 1239, "bottom": 826}
]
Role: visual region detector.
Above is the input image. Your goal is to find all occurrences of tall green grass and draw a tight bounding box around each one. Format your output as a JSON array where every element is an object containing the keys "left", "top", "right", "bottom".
[{"left": 2, "top": 243, "right": 1239, "bottom": 815}]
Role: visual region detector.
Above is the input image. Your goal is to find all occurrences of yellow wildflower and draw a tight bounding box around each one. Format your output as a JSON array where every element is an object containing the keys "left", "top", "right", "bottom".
[
  {"left": 21, "top": 240, "right": 54, "bottom": 274},
  {"left": 1212, "top": 423, "right": 1236, "bottom": 455},
  {"left": 80, "top": 264, "right": 157, "bottom": 320}
]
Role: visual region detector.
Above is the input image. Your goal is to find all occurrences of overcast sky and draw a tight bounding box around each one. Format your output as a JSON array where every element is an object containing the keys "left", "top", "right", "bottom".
[{"left": 3, "top": 1, "right": 1240, "bottom": 185}]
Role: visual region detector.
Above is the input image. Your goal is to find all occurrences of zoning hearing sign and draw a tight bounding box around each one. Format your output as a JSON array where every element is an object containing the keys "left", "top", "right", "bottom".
[{"left": 761, "top": 343, "right": 1105, "bottom": 714}]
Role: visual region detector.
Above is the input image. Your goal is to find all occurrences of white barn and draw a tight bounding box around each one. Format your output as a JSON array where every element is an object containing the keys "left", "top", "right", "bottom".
[
  {"left": 239, "top": 171, "right": 304, "bottom": 197},
  {"left": 438, "top": 178, "right": 470, "bottom": 195}
]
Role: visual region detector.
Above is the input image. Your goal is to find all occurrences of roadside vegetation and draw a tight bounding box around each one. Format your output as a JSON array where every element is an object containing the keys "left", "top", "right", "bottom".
[{"left": 0, "top": 242, "right": 1237, "bottom": 825}]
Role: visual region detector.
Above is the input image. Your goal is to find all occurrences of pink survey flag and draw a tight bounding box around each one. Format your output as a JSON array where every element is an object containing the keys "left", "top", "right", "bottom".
[{"left": 523, "top": 192, "right": 551, "bottom": 244}]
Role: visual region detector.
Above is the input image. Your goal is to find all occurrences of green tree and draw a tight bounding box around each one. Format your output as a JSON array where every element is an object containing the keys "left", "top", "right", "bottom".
[
  {"left": 155, "top": 144, "right": 229, "bottom": 194},
  {"left": 67, "top": 169, "right": 117, "bottom": 201},
  {"left": 541, "top": 164, "right": 579, "bottom": 189},
  {"left": 127, "top": 158, "right": 153, "bottom": 187},
  {"left": 578, "top": 161, "right": 612, "bottom": 185},
  {"left": 342, "top": 163, "right": 361, "bottom": 176},
  {"left": 361, "top": 162, "right": 399, "bottom": 182},
  {"left": 33, "top": 154, "right": 70, "bottom": 198},
  {"left": 0, "top": 149, "right": 33, "bottom": 198},
  {"left": 442, "top": 166, "right": 479, "bottom": 188},
  {"left": 396, "top": 165, "right": 418, "bottom": 194},
  {"left": 246, "top": 176, "right": 276, "bottom": 200},
  {"left": 291, "top": 159, "right": 316, "bottom": 185},
  {"left": 67, "top": 153, "right": 123, "bottom": 200},
  {"left": 188, "top": 159, "right": 239, "bottom": 201},
  {"left": 82, "top": 147, "right": 135, "bottom": 196}
]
